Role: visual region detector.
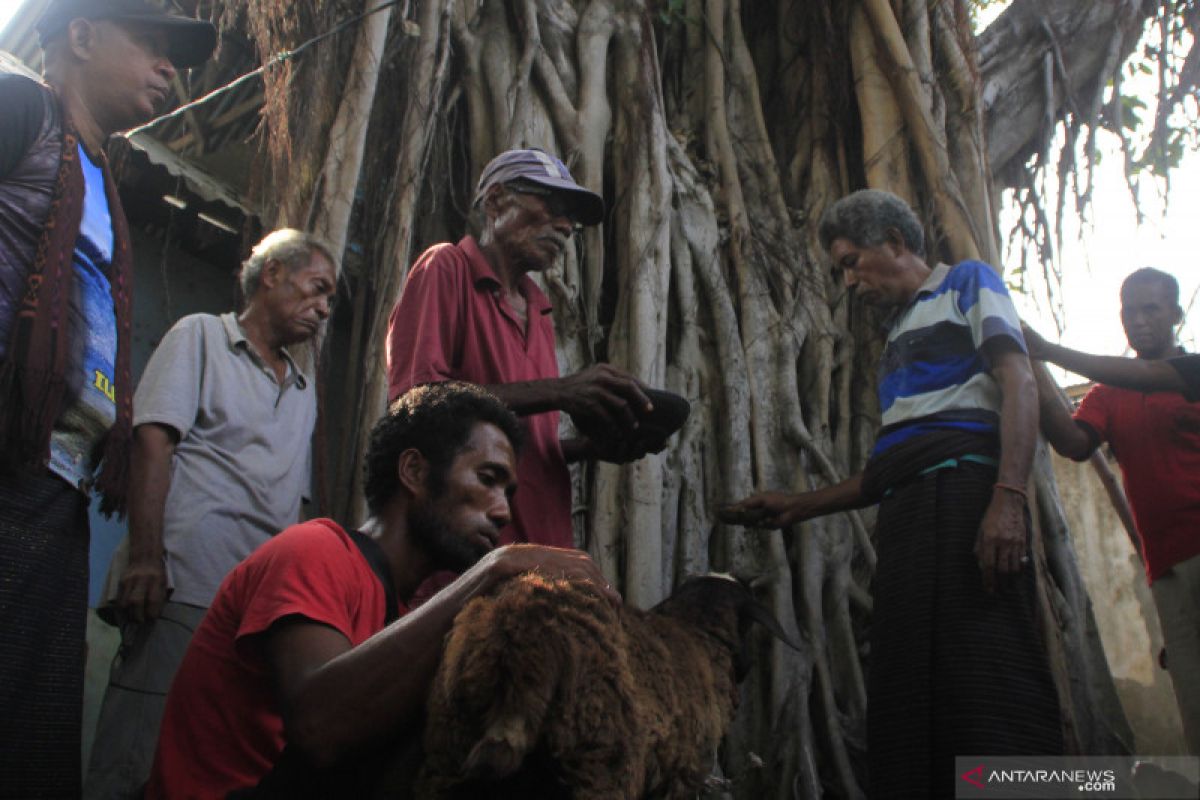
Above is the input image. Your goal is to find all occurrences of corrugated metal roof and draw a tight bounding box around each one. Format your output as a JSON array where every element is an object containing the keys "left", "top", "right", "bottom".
[
  {"left": 0, "top": 0, "right": 49, "bottom": 72},
  {"left": 127, "top": 132, "right": 250, "bottom": 212}
]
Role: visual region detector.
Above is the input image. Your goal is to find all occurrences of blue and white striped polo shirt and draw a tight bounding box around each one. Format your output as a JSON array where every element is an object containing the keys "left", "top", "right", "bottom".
[{"left": 872, "top": 260, "right": 1026, "bottom": 457}]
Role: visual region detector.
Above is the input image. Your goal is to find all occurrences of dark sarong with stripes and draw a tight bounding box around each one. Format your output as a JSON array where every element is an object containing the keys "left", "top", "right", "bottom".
[
  {"left": 862, "top": 431, "right": 1062, "bottom": 799},
  {"left": 0, "top": 469, "right": 89, "bottom": 799}
]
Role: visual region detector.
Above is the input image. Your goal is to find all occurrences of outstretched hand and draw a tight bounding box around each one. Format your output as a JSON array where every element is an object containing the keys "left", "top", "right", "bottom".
[
  {"left": 558, "top": 364, "right": 653, "bottom": 434},
  {"left": 718, "top": 491, "right": 814, "bottom": 529},
  {"left": 1019, "top": 322, "right": 1051, "bottom": 362},
  {"left": 474, "top": 544, "right": 622, "bottom": 606}
]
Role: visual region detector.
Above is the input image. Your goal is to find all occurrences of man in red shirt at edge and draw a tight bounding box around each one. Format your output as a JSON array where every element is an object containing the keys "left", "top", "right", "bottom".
[
  {"left": 387, "top": 148, "right": 659, "bottom": 550},
  {"left": 145, "top": 382, "right": 618, "bottom": 797},
  {"left": 1025, "top": 267, "right": 1200, "bottom": 755}
]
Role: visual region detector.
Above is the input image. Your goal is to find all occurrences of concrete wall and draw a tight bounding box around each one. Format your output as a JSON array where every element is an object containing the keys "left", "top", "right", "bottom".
[
  {"left": 1049, "top": 451, "right": 1186, "bottom": 754},
  {"left": 88, "top": 227, "right": 239, "bottom": 606}
]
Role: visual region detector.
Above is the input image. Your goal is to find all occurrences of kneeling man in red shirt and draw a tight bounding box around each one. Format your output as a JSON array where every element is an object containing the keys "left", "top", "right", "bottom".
[{"left": 145, "top": 381, "right": 617, "bottom": 798}]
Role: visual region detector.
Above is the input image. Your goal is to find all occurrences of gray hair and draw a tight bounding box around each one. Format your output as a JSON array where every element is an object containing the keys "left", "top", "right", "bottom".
[
  {"left": 240, "top": 229, "right": 339, "bottom": 297},
  {"left": 818, "top": 189, "right": 925, "bottom": 258}
]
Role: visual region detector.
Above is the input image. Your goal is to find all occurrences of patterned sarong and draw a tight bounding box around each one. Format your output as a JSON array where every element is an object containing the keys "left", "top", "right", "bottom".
[
  {"left": 863, "top": 432, "right": 1063, "bottom": 799},
  {"left": 0, "top": 469, "right": 89, "bottom": 798}
]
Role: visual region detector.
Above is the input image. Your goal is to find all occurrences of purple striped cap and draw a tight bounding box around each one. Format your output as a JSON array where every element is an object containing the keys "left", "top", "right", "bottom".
[{"left": 473, "top": 149, "right": 604, "bottom": 226}]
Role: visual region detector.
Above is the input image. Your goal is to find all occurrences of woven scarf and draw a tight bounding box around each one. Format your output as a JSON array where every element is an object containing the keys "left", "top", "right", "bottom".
[{"left": 0, "top": 108, "right": 133, "bottom": 516}]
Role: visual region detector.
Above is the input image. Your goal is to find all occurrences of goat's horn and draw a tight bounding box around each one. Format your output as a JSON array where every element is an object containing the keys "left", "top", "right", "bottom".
[
  {"left": 746, "top": 601, "right": 804, "bottom": 652},
  {"left": 748, "top": 573, "right": 772, "bottom": 591}
]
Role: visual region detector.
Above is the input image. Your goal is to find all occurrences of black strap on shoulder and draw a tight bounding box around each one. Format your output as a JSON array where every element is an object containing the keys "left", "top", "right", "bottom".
[
  {"left": 1168, "top": 353, "right": 1200, "bottom": 402},
  {"left": 226, "top": 530, "right": 404, "bottom": 800},
  {"left": 346, "top": 529, "right": 400, "bottom": 624},
  {"left": 0, "top": 74, "right": 49, "bottom": 178}
]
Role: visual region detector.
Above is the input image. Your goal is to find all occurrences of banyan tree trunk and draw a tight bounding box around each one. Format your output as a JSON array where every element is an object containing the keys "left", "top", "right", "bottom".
[{"left": 234, "top": 0, "right": 1159, "bottom": 796}]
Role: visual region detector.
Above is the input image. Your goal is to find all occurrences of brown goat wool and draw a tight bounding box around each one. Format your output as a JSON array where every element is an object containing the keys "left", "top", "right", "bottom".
[{"left": 416, "top": 573, "right": 789, "bottom": 799}]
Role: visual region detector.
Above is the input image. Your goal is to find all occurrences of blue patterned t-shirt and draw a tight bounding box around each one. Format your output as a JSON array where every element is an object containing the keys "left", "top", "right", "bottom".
[{"left": 47, "top": 143, "right": 117, "bottom": 491}]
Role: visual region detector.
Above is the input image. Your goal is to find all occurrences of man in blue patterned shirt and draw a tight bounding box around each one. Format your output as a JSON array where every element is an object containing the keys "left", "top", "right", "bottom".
[
  {"left": 0, "top": 2, "right": 214, "bottom": 794},
  {"left": 725, "top": 189, "right": 1060, "bottom": 798}
]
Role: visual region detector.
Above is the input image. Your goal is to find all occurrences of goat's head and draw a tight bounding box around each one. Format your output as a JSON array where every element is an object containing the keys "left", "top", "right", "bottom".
[{"left": 652, "top": 574, "right": 802, "bottom": 681}]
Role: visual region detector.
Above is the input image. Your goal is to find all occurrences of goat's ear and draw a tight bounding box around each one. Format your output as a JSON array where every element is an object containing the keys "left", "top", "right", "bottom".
[{"left": 743, "top": 600, "right": 804, "bottom": 653}]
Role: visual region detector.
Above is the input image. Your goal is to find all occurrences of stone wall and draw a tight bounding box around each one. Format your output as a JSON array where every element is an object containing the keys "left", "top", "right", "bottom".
[{"left": 1050, "top": 449, "right": 1185, "bottom": 754}]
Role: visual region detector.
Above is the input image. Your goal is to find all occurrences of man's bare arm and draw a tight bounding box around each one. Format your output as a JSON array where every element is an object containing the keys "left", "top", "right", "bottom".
[
  {"left": 720, "top": 474, "right": 870, "bottom": 529},
  {"left": 1030, "top": 361, "right": 1098, "bottom": 462},
  {"left": 1047, "top": 343, "right": 1184, "bottom": 392},
  {"left": 1023, "top": 324, "right": 1187, "bottom": 393},
  {"left": 976, "top": 345, "right": 1038, "bottom": 593},
  {"left": 267, "top": 545, "right": 618, "bottom": 767},
  {"left": 117, "top": 423, "right": 178, "bottom": 623},
  {"left": 485, "top": 364, "right": 652, "bottom": 430}
]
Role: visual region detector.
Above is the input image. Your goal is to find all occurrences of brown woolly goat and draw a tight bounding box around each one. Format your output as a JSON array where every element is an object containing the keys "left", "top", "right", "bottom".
[{"left": 415, "top": 572, "right": 796, "bottom": 799}]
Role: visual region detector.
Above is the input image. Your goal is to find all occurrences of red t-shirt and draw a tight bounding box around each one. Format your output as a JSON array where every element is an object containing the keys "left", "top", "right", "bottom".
[
  {"left": 145, "top": 519, "right": 395, "bottom": 799},
  {"left": 386, "top": 236, "right": 573, "bottom": 548},
  {"left": 1075, "top": 382, "right": 1200, "bottom": 582}
]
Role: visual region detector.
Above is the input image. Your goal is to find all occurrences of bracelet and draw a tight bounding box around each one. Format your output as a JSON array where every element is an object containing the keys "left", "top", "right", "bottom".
[{"left": 993, "top": 481, "right": 1028, "bottom": 500}]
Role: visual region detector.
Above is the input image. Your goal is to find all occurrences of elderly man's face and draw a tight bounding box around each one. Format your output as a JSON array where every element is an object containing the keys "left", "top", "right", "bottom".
[
  {"left": 75, "top": 20, "right": 177, "bottom": 130},
  {"left": 830, "top": 237, "right": 914, "bottom": 309},
  {"left": 262, "top": 253, "right": 337, "bottom": 346},
  {"left": 488, "top": 183, "right": 577, "bottom": 272},
  {"left": 409, "top": 422, "right": 517, "bottom": 572}
]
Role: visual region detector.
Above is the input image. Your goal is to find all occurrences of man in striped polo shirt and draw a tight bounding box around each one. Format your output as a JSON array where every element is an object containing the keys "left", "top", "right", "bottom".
[{"left": 724, "top": 189, "right": 1060, "bottom": 798}]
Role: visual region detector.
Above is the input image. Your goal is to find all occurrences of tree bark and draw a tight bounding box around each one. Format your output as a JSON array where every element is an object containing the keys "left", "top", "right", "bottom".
[
  {"left": 980, "top": 0, "right": 1155, "bottom": 184},
  {"left": 309, "top": 3, "right": 394, "bottom": 253},
  {"left": 234, "top": 0, "right": 1172, "bottom": 795}
]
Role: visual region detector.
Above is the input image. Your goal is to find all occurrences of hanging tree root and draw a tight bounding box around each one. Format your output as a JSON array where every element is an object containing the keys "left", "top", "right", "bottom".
[{"left": 240, "top": 0, "right": 1165, "bottom": 795}]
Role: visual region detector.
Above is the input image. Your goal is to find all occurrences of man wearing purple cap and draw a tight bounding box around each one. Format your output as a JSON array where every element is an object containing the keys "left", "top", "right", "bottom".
[
  {"left": 0, "top": 1, "right": 214, "bottom": 794},
  {"left": 387, "top": 148, "right": 655, "bottom": 551}
]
